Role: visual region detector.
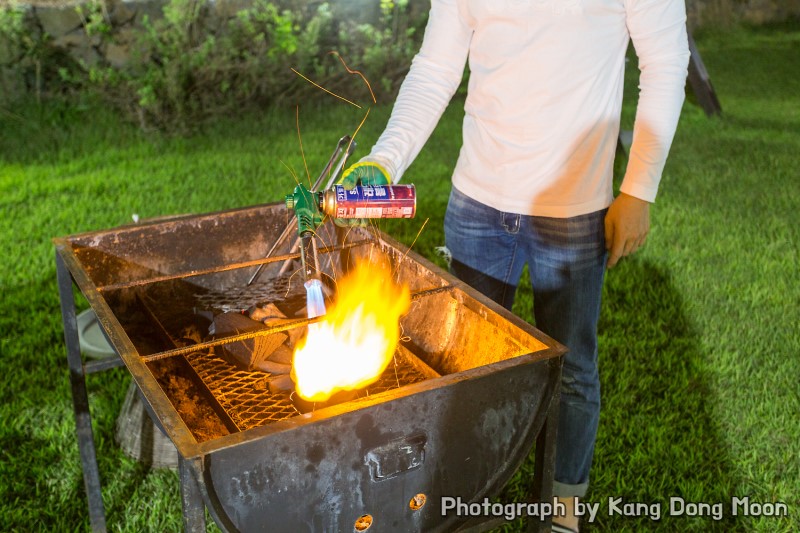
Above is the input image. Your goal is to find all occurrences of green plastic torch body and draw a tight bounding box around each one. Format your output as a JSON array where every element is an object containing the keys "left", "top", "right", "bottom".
[
  {"left": 284, "top": 182, "right": 417, "bottom": 319},
  {"left": 285, "top": 184, "right": 327, "bottom": 319},
  {"left": 285, "top": 183, "right": 324, "bottom": 283}
]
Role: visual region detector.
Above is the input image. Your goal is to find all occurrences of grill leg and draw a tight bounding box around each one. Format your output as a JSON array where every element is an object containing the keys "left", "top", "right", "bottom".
[
  {"left": 180, "top": 456, "right": 207, "bottom": 532},
  {"left": 527, "top": 387, "right": 560, "bottom": 533},
  {"left": 56, "top": 251, "right": 107, "bottom": 532}
]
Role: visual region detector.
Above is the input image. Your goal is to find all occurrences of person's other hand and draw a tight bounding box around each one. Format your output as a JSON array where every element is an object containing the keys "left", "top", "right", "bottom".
[
  {"left": 604, "top": 192, "right": 650, "bottom": 268},
  {"left": 333, "top": 162, "right": 391, "bottom": 227}
]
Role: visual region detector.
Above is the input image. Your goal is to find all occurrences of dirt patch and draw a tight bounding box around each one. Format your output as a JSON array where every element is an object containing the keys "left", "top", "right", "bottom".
[{"left": 148, "top": 355, "right": 231, "bottom": 442}]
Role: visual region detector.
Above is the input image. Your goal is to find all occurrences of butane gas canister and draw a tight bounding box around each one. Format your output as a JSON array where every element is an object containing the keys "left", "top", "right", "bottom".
[{"left": 321, "top": 184, "right": 416, "bottom": 219}]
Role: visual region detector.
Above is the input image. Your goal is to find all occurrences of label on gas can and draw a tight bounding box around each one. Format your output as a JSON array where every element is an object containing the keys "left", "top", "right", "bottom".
[{"left": 324, "top": 185, "right": 416, "bottom": 219}]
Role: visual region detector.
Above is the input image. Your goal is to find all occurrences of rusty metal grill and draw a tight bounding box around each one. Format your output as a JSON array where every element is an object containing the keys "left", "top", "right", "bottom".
[
  {"left": 55, "top": 202, "right": 564, "bottom": 532},
  {"left": 194, "top": 275, "right": 306, "bottom": 313},
  {"left": 185, "top": 346, "right": 430, "bottom": 431}
]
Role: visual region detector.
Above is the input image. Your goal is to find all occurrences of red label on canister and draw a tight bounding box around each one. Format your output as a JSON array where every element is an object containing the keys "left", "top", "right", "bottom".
[{"left": 324, "top": 184, "right": 416, "bottom": 219}]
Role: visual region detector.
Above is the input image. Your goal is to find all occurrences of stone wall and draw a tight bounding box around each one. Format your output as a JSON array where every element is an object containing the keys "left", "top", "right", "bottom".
[
  {"left": 5, "top": 1, "right": 326, "bottom": 70},
  {"left": 36, "top": 0, "right": 162, "bottom": 67},
  {"left": 2, "top": 0, "right": 798, "bottom": 102},
  {"left": 13, "top": 0, "right": 800, "bottom": 72}
]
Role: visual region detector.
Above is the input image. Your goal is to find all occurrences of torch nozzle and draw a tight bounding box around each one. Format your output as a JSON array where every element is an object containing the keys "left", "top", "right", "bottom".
[
  {"left": 304, "top": 279, "right": 326, "bottom": 319},
  {"left": 299, "top": 232, "right": 318, "bottom": 281},
  {"left": 299, "top": 232, "right": 326, "bottom": 318}
]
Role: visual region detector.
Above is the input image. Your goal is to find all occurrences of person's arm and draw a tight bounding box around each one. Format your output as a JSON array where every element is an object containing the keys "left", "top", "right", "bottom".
[
  {"left": 605, "top": 0, "right": 690, "bottom": 268},
  {"left": 361, "top": 0, "right": 473, "bottom": 182}
]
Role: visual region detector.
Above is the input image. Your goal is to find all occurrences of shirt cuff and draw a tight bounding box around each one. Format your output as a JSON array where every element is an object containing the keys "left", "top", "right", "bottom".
[{"left": 619, "top": 178, "right": 659, "bottom": 203}]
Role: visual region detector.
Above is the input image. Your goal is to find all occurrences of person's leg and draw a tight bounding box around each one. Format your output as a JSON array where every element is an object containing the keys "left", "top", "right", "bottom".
[
  {"left": 443, "top": 187, "right": 527, "bottom": 310},
  {"left": 524, "top": 210, "right": 607, "bottom": 530}
]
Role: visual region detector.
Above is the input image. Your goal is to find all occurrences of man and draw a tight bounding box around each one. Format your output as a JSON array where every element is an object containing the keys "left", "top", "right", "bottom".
[{"left": 340, "top": 0, "right": 689, "bottom": 530}]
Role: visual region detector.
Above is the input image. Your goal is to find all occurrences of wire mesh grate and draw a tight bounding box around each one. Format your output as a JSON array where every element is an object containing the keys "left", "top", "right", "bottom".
[
  {"left": 194, "top": 275, "right": 306, "bottom": 313},
  {"left": 144, "top": 273, "right": 432, "bottom": 431},
  {"left": 185, "top": 348, "right": 430, "bottom": 430}
]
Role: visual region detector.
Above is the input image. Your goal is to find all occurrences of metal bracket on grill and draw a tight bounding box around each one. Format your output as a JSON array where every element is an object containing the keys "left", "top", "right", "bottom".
[{"left": 365, "top": 433, "right": 427, "bottom": 482}]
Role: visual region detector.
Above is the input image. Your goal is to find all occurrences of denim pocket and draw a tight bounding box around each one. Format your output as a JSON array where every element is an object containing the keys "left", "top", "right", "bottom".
[
  {"left": 529, "top": 210, "right": 607, "bottom": 270},
  {"left": 444, "top": 187, "right": 498, "bottom": 233}
]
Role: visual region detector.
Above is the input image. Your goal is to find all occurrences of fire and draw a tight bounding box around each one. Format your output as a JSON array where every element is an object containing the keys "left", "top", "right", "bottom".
[{"left": 291, "top": 259, "right": 411, "bottom": 402}]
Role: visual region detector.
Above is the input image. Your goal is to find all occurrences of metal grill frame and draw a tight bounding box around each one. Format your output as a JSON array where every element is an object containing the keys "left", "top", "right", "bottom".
[{"left": 54, "top": 202, "right": 566, "bottom": 533}]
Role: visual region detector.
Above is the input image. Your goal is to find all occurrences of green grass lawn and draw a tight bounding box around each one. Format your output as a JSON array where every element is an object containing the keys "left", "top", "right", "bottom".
[{"left": 1, "top": 22, "right": 798, "bottom": 532}]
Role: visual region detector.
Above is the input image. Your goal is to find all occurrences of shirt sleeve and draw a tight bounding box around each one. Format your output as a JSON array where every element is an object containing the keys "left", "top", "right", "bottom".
[
  {"left": 362, "top": 0, "right": 473, "bottom": 182},
  {"left": 620, "top": 0, "right": 690, "bottom": 202}
]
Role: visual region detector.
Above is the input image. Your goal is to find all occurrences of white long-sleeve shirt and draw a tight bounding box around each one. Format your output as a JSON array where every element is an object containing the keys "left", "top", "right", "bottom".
[{"left": 364, "top": 0, "right": 690, "bottom": 218}]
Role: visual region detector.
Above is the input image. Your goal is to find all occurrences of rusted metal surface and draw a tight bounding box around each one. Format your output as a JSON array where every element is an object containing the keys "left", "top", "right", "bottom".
[{"left": 55, "top": 202, "right": 565, "bottom": 532}]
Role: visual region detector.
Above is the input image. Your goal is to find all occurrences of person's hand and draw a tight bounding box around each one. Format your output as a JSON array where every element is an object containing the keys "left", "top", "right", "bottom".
[
  {"left": 333, "top": 162, "right": 391, "bottom": 227},
  {"left": 604, "top": 192, "right": 650, "bottom": 268},
  {"left": 337, "top": 161, "right": 391, "bottom": 190}
]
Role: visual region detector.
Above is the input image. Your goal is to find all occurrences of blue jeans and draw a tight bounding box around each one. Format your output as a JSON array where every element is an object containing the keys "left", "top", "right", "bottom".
[{"left": 443, "top": 187, "right": 607, "bottom": 498}]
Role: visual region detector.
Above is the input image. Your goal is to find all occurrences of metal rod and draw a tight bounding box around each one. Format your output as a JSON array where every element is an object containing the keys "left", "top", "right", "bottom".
[
  {"left": 179, "top": 455, "right": 207, "bottom": 533},
  {"left": 248, "top": 135, "right": 355, "bottom": 286},
  {"left": 300, "top": 233, "right": 318, "bottom": 280},
  {"left": 99, "top": 252, "right": 298, "bottom": 292},
  {"left": 245, "top": 219, "right": 298, "bottom": 286},
  {"left": 84, "top": 356, "right": 125, "bottom": 374},
  {"left": 56, "top": 251, "right": 107, "bottom": 532},
  {"left": 312, "top": 135, "right": 353, "bottom": 192},
  {"left": 409, "top": 285, "right": 454, "bottom": 302},
  {"left": 137, "top": 285, "right": 453, "bottom": 364},
  {"left": 96, "top": 240, "right": 370, "bottom": 293},
  {"left": 527, "top": 368, "right": 562, "bottom": 533},
  {"left": 139, "top": 317, "right": 321, "bottom": 364}
]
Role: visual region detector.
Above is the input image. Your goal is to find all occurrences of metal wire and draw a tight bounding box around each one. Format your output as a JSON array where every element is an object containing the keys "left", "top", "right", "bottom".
[{"left": 184, "top": 347, "right": 429, "bottom": 430}]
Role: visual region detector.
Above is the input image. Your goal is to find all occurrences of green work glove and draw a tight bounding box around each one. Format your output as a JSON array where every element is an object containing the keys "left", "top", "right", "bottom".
[
  {"left": 337, "top": 161, "right": 391, "bottom": 190},
  {"left": 333, "top": 162, "right": 392, "bottom": 227}
]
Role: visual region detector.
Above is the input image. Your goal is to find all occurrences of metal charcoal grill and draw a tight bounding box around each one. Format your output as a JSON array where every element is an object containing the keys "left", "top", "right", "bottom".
[{"left": 55, "top": 203, "right": 566, "bottom": 533}]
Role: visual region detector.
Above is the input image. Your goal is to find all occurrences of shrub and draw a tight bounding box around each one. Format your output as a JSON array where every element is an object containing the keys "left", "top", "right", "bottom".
[{"left": 2, "top": 0, "right": 429, "bottom": 131}]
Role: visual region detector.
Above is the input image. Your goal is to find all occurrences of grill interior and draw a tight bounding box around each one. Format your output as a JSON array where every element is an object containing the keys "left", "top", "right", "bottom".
[
  {"left": 185, "top": 346, "right": 431, "bottom": 432},
  {"left": 66, "top": 209, "right": 548, "bottom": 446},
  {"left": 106, "top": 263, "right": 437, "bottom": 442}
]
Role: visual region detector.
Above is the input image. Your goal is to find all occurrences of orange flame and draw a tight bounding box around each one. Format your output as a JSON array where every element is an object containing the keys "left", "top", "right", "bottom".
[{"left": 291, "top": 259, "right": 410, "bottom": 403}]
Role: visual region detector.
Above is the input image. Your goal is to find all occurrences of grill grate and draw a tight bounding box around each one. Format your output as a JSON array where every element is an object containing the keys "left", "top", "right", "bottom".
[
  {"left": 194, "top": 275, "right": 306, "bottom": 313},
  {"left": 141, "top": 273, "right": 433, "bottom": 432},
  {"left": 185, "top": 348, "right": 430, "bottom": 430}
]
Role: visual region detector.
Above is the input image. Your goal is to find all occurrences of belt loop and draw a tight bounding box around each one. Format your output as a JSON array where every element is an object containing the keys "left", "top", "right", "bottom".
[{"left": 502, "top": 212, "right": 521, "bottom": 234}]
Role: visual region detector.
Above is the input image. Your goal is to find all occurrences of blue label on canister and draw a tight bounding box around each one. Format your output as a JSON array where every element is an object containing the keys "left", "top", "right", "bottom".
[{"left": 329, "top": 185, "right": 416, "bottom": 219}]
